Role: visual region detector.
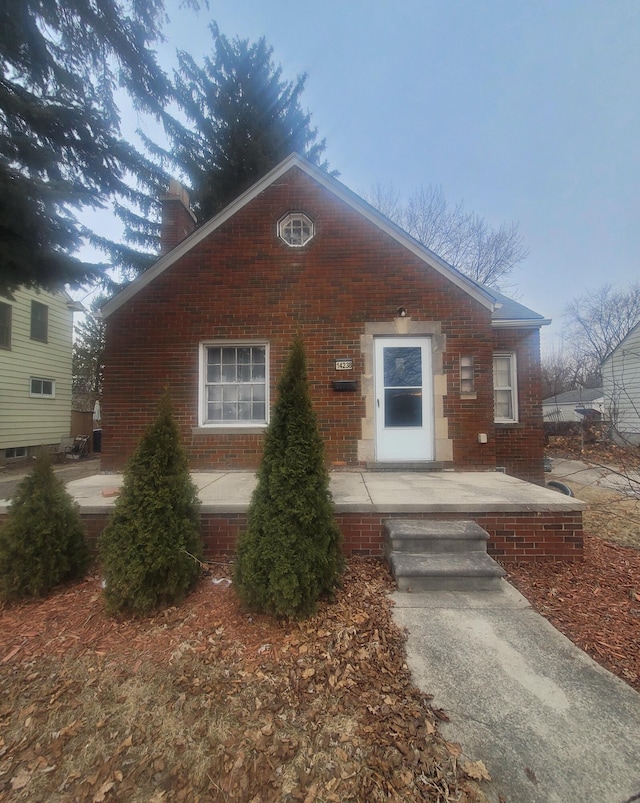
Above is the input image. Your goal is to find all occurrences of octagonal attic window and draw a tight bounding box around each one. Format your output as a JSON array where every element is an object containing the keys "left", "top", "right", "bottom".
[{"left": 278, "top": 213, "right": 314, "bottom": 247}]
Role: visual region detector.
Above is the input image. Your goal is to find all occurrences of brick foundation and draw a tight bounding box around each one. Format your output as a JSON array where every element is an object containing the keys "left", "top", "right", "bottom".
[{"left": 3, "top": 508, "right": 582, "bottom": 564}]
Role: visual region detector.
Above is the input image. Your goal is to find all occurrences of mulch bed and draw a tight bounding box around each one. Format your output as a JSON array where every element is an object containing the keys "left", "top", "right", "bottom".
[
  {"left": 505, "top": 534, "right": 640, "bottom": 692},
  {"left": 0, "top": 559, "right": 490, "bottom": 802}
]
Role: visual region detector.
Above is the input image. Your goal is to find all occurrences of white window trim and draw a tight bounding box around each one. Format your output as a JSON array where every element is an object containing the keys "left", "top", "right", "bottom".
[
  {"left": 5, "top": 447, "right": 27, "bottom": 459},
  {"left": 30, "top": 300, "right": 48, "bottom": 342},
  {"left": 277, "top": 212, "right": 315, "bottom": 247},
  {"left": 493, "top": 352, "right": 518, "bottom": 423},
  {"left": 198, "top": 341, "right": 270, "bottom": 428},
  {"left": 30, "top": 377, "right": 56, "bottom": 398}
]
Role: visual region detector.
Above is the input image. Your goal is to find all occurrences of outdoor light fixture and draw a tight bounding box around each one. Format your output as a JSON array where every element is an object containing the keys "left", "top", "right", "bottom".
[{"left": 397, "top": 307, "right": 407, "bottom": 317}]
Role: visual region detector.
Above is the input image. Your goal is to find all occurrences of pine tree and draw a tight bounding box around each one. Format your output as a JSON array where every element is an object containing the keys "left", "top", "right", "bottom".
[
  {"left": 0, "top": 0, "right": 193, "bottom": 296},
  {"left": 72, "top": 295, "right": 107, "bottom": 411},
  {"left": 110, "top": 24, "right": 332, "bottom": 277},
  {"left": 234, "top": 337, "right": 344, "bottom": 619},
  {"left": 0, "top": 450, "right": 89, "bottom": 601},
  {"left": 99, "top": 392, "right": 203, "bottom": 616}
]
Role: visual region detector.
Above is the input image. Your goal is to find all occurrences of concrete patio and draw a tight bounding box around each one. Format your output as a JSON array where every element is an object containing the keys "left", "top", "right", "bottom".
[
  {"left": 45, "top": 469, "right": 584, "bottom": 515},
  {"left": 0, "top": 469, "right": 585, "bottom": 562}
]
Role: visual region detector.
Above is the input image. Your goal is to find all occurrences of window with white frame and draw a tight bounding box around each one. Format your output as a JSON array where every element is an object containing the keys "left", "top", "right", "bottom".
[
  {"left": 278, "top": 212, "right": 314, "bottom": 247},
  {"left": 30, "top": 301, "right": 48, "bottom": 342},
  {"left": 5, "top": 447, "right": 27, "bottom": 460},
  {"left": 202, "top": 344, "right": 268, "bottom": 425},
  {"left": 0, "top": 302, "right": 11, "bottom": 349},
  {"left": 493, "top": 353, "right": 518, "bottom": 423},
  {"left": 30, "top": 377, "right": 55, "bottom": 398}
]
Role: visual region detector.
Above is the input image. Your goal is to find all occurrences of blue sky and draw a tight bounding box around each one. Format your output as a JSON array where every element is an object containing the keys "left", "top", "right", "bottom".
[{"left": 113, "top": 0, "right": 639, "bottom": 352}]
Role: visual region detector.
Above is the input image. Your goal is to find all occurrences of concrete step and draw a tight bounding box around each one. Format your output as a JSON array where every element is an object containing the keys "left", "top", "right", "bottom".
[
  {"left": 390, "top": 551, "right": 506, "bottom": 592},
  {"left": 385, "top": 519, "right": 489, "bottom": 555}
]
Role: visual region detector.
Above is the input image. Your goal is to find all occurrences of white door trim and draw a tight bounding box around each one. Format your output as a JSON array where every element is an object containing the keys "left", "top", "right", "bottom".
[{"left": 374, "top": 337, "right": 434, "bottom": 462}]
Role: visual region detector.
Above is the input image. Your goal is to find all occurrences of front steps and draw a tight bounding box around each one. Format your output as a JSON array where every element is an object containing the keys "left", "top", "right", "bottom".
[{"left": 386, "top": 519, "right": 506, "bottom": 592}]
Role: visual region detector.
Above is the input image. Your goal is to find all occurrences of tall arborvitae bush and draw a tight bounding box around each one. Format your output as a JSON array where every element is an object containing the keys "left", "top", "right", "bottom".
[
  {"left": 99, "top": 392, "right": 203, "bottom": 615},
  {"left": 234, "top": 337, "right": 344, "bottom": 618},
  {"left": 0, "top": 450, "right": 89, "bottom": 601}
]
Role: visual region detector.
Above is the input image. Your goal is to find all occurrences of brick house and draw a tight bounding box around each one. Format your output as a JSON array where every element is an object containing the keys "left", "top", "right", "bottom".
[{"left": 101, "top": 154, "right": 550, "bottom": 483}]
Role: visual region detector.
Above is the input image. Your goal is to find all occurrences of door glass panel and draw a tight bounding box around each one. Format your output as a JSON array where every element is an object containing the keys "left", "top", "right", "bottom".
[
  {"left": 385, "top": 389, "right": 423, "bottom": 427},
  {"left": 383, "top": 347, "right": 422, "bottom": 387},
  {"left": 383, "top": 347, "right": 423, "bottom": 427}
]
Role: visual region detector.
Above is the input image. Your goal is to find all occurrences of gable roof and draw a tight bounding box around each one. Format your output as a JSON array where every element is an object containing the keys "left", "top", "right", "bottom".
[
  {"left": 601, "top": 320, "right": 640, "bottom": 366},
  {"left": 542, "top": 388, "right": 604, "bottom": 406},
  {"left": 484, "top": 286, "right": 550, "bottom": 329},
  {"left": 102, "top": 153, "right": 548, "bottom": 328}
]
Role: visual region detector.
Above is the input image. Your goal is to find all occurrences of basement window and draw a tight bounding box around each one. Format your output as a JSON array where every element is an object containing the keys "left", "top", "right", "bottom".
[
  {"left": 278, "top": 213, "right": 314, "bottom": 247},
  {"left": 5, "top": 447, "right": 27, "bottom": 460}
]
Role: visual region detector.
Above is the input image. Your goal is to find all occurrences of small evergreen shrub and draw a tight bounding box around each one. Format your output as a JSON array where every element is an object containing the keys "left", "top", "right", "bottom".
[
  {"left": 234, "top": 336, "right": 344, "bottom": 619},
  {"left": 0, "top": 450, "right": 89, "bottom": 601},
  {"left": 99, "top": 392, "right": 203, "bottom": 616}
]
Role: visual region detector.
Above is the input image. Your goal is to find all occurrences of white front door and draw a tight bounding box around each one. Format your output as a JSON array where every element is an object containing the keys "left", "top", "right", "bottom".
[{"left": 374, "top": 337, "right": 434, "bottom": 462}]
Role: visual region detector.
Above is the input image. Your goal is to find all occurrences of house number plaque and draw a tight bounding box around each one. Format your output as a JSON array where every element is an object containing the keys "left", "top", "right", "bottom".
[{"left": 335, "top": 359, "right": 353, "bottom": 371}]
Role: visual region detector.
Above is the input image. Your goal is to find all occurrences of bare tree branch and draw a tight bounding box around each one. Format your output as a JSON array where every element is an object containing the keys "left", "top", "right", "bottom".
[{"left": 365, "top": 182, "right": 528, "bottom": 291}]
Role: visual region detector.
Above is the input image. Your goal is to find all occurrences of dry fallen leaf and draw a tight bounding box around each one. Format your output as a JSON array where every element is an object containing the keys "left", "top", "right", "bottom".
[
  {"left": 93, "top": 780, "right": 115, "bottom": 801},
  {"left": 11, "top": 769, "right": 31, "bottom": 790},
  {"left": 446, "top": 740, "right": 462, "bottom": 757},
  {"left": 463, "top": 760, "right": 492, "bottom": 781}
]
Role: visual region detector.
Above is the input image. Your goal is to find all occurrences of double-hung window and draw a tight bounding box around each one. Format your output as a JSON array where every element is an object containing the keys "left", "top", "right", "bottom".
[
  {"left": 30, "top": 301, "right": 48, "bottom": 342},
  {"left": 202, "top": 343, "right": 268, "bottom": 426},
  {"left": 493, "top": 353, "right": 518, "bottom": 423},
  {"left": 0, "top": 302, "right": 11, "bottom": 349}
]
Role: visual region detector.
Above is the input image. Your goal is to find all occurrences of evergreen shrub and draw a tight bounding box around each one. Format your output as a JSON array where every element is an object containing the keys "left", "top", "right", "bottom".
[
  {"left": 99, "top": 392, "right": 203, "bottom": 616},
  {"left": 0, "top": 450, "right": 89, "bottom": 601},
  {"left": 234, "top": 336, "right": 344, "bottom": 618}
]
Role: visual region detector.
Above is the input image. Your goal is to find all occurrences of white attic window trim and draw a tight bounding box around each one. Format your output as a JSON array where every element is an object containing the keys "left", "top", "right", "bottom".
[{"left": 278, "top": 212, "right": 314, "bottom": 247}]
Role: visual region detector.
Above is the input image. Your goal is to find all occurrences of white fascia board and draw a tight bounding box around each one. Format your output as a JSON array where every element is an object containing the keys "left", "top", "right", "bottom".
[
  {"left": 103, "top": 153, "right": 496, "bottom": 318},
  {"left": 492, "top": 318, "right": 552, "bottom": 329}
]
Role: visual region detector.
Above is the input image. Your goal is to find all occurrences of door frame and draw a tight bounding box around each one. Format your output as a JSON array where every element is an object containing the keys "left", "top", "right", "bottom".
[{"left": 374, "top": 336, "right": 434, "bottom": 462}]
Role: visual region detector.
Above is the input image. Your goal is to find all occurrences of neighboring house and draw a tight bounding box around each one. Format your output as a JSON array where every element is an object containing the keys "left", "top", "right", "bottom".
[
  {"left": 0, "top": 286, "right": 82, "bottom": 466},
  {"left": 542, "top": 388, "right": 604, "bottom": 423},
  {"left": 602, "top": 322, "right": 640, "bottom": 445},
  {"left": 101, "top": 154, "right": 550, "bottom": 484}
]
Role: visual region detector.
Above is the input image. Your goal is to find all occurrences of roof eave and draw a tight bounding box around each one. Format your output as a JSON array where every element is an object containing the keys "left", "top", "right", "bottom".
[{"left": 492, "top": 318, "right": 552, "bottom": 329}]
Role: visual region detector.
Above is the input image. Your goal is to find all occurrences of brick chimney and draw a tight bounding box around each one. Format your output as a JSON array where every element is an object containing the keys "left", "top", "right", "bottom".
[{"left": 159, "top": 180, "right": 197, "bottom": 255}]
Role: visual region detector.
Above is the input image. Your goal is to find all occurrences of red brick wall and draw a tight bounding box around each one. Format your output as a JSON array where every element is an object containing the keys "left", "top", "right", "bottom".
[
  {"left": 19, "top": 509, "right": 581, "bottom": 564},
  {"left": 160, "top": 193, "right": 196, "bottom": 254},
  {"left": 493, "top": 327, "right": 546, "bottom": 484},
  {"left": 102, "top": 166, "right": 543, "bottom": 479}
]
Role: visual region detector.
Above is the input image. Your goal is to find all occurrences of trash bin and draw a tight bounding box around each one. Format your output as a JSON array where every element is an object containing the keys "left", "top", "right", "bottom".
[{"left": 93, "top": 429, "right": 102, "bottom": 453}]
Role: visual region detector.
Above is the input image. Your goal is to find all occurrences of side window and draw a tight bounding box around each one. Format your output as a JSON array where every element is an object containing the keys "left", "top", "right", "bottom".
[
  {"left": 460, "top": 355, "right": 475, "bottom": 394},
  {"left": 0, "top": 302, "right": 11, "bottom": 349},
  {"left": 493, "top": 353, "right": 518, "bottom": 423},
  {"left": 30, "top": 377, "right": 55, "bottom": 398},
  {"left": 201, "top": 343, "right": 268, "bottom": 426},
  {"left": 30, "top": 301, "right": 48, "bottom": 342}
]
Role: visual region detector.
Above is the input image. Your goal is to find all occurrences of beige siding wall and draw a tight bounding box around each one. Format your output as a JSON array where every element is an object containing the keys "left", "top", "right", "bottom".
[
  {"left": 603, "top": 324, "right": 640, "bottom": 442},
  {"left": 0, "top": 287, "right": 75, "bottom": 452}
]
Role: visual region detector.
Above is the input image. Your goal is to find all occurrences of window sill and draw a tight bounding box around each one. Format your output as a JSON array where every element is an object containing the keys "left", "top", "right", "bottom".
[
  {"left": 460, "top": 392, "right": 477, "bottom": 400},
  {"left": 192, "top": 426, "right": 267, "bottom": 436},
  {"left": 494, "top": 422, "right": 524, "bottom": 430}
]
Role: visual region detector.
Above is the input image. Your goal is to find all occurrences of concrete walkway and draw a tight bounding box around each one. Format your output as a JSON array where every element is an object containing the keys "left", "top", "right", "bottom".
[
  {"left": 392, "top": 584, "right": 640, "bottom": 803},
  {"left": 550, "top": 456, "right": 640, "bottom": 498}
]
